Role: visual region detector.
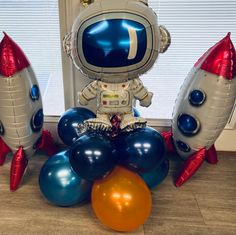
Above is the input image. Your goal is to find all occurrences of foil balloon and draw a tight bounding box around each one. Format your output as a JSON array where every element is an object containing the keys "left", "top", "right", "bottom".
[
  {"left": 92, "top": 166, "right": 152, "bottom": 232},
  {"left": 63, "top": 0, "right": 171, "bottom": 132},
  {"left": 69, "top": 131, "right": 116, "bottom": 181},
  {"left": 140, "top": 159, "right": 169, "bottom": 189},
  {"left": 114, "top": 126, "right": 166, "bottom": 173},
  {"left": 0, "top": 32, "right": 57, "bottom": 191},
  {"left": 58, "top": 107, "right": 96, "bottom": 146},
  {"left": 162, "top": 33, "right": 236, "bottom": 187},
  {"left": 39, "top": 151, "right": 92, "bottom": 207}
]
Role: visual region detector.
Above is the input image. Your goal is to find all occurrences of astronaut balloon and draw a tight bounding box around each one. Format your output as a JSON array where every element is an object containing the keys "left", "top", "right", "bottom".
[
  {"left": 0, "top": 33, "right": 57, "bottom": 191},
  {"left": 63, "top": 0, "right": 171, "bottom": 132}
]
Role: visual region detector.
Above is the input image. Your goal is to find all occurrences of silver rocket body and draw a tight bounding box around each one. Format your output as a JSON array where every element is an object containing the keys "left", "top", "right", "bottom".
[
  {"left": 172, "top": 67, "right": 236, "bottom": 160},
  {"left": 0, "top": 66, "right": 43, "bottom": 156}
]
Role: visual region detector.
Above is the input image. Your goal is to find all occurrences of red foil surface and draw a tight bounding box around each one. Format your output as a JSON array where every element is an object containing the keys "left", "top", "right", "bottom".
[
  {"left": 0, "top": 32, "right": 30, "bottom": 77},
  {"left": 10, "top": 147, "right": 28, "bottom": 191},
  {"left": 194, "top": 33, "right": 236, "bottom": 80},
  {"left": 175, "top": 148, "right": 206, "bottom": 187},
  {"left": 0, "top": 137, "right": 11, "bottom": 166}
]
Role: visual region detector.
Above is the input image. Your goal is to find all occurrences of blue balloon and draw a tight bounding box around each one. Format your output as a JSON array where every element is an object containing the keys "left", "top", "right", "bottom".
[
  {"left": 140, "top": 159, "right": 169, "bottom": 189},
  {"left": 58, "top": 107, "right": 96, "bottom": 146},
  {"left": 39, "top": 151, "right": 92, "bottom": 207},
  {"left": 114, "top": 127, "right": 165, "bottom": 173},
  {"left": 69, "top": 131, "right": 116, "bottom": 181}
]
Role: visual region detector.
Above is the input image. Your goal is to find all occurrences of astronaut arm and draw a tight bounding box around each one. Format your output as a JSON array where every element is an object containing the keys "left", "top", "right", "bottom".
[
  {"left": 78, "top": 80, "right": 98, "bottom": 106},
  {"left": 132, "top": 78, "right": 153, "bottom": 107}
]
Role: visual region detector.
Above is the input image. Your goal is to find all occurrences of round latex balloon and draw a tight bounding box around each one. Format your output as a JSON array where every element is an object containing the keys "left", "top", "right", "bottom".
[
  {"left": 57, "top": 107, "right": 96, "bottom": 146},
  {"left": 92, "top": 166, "right": 152, "bottom": 232},
  {"left": 69, "top": 131, "right": 115, "bottom": 181},
  {"left": 114, "top": 127, "right": 165, "bottom": 173},
  {"left": 39, "top": 151, "right": 92, "bottom": 207},
  {"left": 140, "top": 159, "right": 169, "bottom": 189}
]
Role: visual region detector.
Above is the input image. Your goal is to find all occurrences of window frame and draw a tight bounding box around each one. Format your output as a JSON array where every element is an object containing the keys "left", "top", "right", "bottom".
[{"left": 55, "top": 0, "right": 236, "bottom": 151}]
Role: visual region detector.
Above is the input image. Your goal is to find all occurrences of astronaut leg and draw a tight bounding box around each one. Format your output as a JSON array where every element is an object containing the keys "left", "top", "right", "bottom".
[
  {"left": 85, "top": 113, "right": 112, "bottom": 131},
  {"left": 10, "top": 147, "right": 28, "bottom": 191},
  {"left": 120, "top": 112, "right": 147, "bottom": 131}
]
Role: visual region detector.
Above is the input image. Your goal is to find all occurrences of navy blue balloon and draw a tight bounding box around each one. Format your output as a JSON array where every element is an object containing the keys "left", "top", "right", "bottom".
[
  {"left": 114, "top": 127, "right": 166, "bottom": 173},
  {"left": 69, "top": 131, "right": 116, "bottom": 181},
  {"left": 39, "top": 151, "right": 92, "bottom": 207},
  {"left": 140, "top": 159, "right": 169, "bottom": 189},
  {"left": 58, "top": 107, "right": 96, "bottom": 146}
]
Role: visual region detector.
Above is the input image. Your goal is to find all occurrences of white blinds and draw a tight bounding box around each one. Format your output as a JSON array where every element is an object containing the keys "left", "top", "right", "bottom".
[
  {"left": 0, "top": 0, "right": 63, "bottom": 115},
  {"left": 139, "top": 0, "right": 236, "bottom": 119},
  {"left": 0, "top": 1, "right": 235, "bottom": 118}
]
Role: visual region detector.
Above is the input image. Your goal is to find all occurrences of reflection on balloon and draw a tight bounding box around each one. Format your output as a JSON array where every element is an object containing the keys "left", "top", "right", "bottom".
[
  {"left": 39, "top": 151, "right": 92, "bottom": 207},
  {"left": 57, "top": 107, "right": 96, "bottom": 146},
  {"left": 140, "top": 159, "right": 169, "bottom": 189},
  {"left": 69, "top": 131, "right": 115, "bottom": 181},
  {"left": 92, "top": 166, "right": 152, "bottom": 232},
  {"left": 114, "top": 127, "right": 165, "bottom": 173}
]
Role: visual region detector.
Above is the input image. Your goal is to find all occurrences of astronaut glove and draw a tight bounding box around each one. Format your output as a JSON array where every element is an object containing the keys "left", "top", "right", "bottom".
[{"left": 139, "top": 92, "right": 153, "bottom": 107}]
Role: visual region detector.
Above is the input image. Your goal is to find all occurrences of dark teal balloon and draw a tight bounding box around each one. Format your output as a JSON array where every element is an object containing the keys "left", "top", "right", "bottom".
[
  {"left": 140, "top": 159, "right": 169, "bottom": 189},
  {"left": 58, "top": 107, "right": 96, "bottom": 146},
  {"left": 114, "top": 127, "right": 165, "bottom": 173},
  {"left": 39, "top": 151, "right": 92, "bottom": 207},
  {"left": 69, "top": 131, "right": 116, "bottom": 181}
]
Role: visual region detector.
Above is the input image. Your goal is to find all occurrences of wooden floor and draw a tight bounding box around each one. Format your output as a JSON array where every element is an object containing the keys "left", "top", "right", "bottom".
[{"left": 0, "top": 151, "right": 236, "bottom": 235}]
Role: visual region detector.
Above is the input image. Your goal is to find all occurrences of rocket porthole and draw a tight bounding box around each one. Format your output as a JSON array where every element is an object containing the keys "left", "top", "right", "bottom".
[
  {"left": 189, "top": 90, "right": 206, "bottom": 106},
  {"left": 0, "top": 121, "right": 4, "bottom": 135},
  {"left": 177, "top": 113, "right": 200, "bottom": 137},
  {"left": 31, "top": 109, "right": 44, "bottom": 132},
  {"left": 30, "top": 85, "right": 40, "bottom": 101},
  {"left": 176, "top": 140, "right": 191, "bottom": 152}
]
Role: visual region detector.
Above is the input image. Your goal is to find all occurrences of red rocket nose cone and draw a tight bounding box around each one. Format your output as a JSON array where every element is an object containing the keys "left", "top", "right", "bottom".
[
  {"left": 0, "top": 32, "right": 30, "bottom": 77},
  {"left": 194, "top": 32, "right": 236, "bottom": 80}
]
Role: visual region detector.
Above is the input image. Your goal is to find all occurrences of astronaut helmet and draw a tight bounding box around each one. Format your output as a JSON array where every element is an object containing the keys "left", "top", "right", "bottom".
[{"left": 64, "top": 0, "right": 171, "bottom": 82}]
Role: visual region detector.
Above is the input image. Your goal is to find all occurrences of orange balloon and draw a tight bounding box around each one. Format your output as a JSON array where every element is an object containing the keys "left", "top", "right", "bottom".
[{"left": 92, "top": 166, "right": 152, "bottom": 232}]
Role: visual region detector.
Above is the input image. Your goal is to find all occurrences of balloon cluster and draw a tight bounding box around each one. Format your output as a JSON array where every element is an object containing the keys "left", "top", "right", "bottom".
[{"left": 39, "top": 107, "right": 169, "bottom": 232}]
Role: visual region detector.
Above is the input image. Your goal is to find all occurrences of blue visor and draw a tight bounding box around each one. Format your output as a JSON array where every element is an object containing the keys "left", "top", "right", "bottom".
[{"left": 81, "top": 19, "right": 147, "bottom": 67}]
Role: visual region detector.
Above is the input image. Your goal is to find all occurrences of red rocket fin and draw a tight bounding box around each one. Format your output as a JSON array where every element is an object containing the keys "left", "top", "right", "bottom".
[
  {"left": 10, "top": 147, "right": 28, "bottom": 191},
  {"left": 36, "top": 130, "right": 58, "bottom": 156},
  {"left": 206, "top": 144, "right": 218, "bottom": 164},
  {"left": 0, "top": 137, "right": 11, "bottom": 166},
  {"left": 161, "top": 130, "right": 176, "bottom": 154},
  {"left": 175, "top": 148, "right": 206, "bottom": 187}
]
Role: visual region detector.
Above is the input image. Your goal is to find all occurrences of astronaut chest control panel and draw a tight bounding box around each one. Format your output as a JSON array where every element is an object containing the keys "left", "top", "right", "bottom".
[{"left": 98, "top": 81, "right": 131, "bottom": 111}]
